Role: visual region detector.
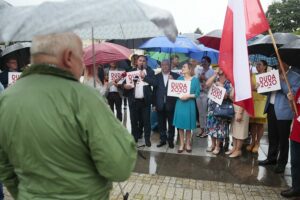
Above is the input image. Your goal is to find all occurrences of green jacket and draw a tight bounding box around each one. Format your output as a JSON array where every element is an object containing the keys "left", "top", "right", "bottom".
[{"left": 0, "top": 64, "right": 137, "bottom": 200}]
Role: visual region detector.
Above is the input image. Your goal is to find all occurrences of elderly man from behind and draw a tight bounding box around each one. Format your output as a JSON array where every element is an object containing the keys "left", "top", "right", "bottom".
[{"left": 0, "top": 32, "right": 137, "bottom": 200}]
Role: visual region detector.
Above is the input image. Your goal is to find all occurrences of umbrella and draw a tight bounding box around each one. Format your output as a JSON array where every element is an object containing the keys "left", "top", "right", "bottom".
[
  {"left": 0, "top": 0, "right": 11, "bottom": 9},
  {"left": 140, "top": 35, "right": 200, "bottom": 53},
  {"left": 83, "top": 42, "right": 133, "bottom": 66},
  {"left": 180, "top": 33, "right": 202, "bottom": 44},
  {"left": 1, "top": 42, "right": 31, "bottom": 56},
  {"left": 108, "top": 37, "right": 153, "bottom": 49},
  {"left": 248, "top": 33, "right": 299, "bottom": 56},
  {"left": 248, "top": 54, "right": 278, "bottom": 67},
  {"left": 146, "top": 51, "right": 189, "bottom": 62},
  {"left": 0, "top": 0, "right": 178, "bottom": 42},
  {"left": 197, "top": 29, "right": 222, "bottom": 50},
  {"left": 279, "top": 38, "right": 300, "bottom": 67},
  {"left": 189, "top": 44, "right": 219, "bottom": 64}
]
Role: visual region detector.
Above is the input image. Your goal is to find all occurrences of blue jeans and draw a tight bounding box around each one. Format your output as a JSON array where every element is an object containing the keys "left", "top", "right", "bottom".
[
  {"left": 291, "top": 140, "right": 300, "bottom": 191},
  {"left": 0, "top": 183, "right": 3, "bottom": 200}
]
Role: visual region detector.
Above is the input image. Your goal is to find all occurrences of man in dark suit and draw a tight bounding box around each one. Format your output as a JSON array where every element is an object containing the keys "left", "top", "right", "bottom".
[
  {"left": 153, "top": 60, "right": 180, "bottom": 148},
  {"left": 123, "top": 55, "right": 155, "bottom": 147},
  {"left": 0, "top": 57, "right": 19, "bottom": 88}
]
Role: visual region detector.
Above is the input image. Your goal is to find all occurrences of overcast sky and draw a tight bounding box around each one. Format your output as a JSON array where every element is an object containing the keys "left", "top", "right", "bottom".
[{"left": 6, "top": 0, "right": 277, "bottom": 34}]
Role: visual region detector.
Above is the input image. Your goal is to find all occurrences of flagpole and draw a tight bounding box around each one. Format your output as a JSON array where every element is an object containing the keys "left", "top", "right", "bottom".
[
  {"left": 268, "top": 29, "right": 298, "bottom": 115},
  {"left": 92, "top": 27, "right": 96, "bottom": 88}
]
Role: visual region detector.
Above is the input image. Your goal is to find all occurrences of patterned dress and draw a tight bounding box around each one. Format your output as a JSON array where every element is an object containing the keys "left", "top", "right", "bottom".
[{"left": 207, "top": 79, "right": 232, "bottom": 139}]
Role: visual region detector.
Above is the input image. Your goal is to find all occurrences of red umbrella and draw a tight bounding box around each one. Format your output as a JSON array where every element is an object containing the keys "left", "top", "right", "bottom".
[
  {"left": 197, "top": 29, "right": 222, "bottom": 50},
  {"left": 84, "top": 42, "right": 132, "bottom": 66}
]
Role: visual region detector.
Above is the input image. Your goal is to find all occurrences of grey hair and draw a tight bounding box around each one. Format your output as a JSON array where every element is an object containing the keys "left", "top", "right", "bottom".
[
  {"left": 30, "top": 32, "right": 81, "bottom": 58},
  {"left": 161, "top": 59, "right": 170, "bottom": 65}
]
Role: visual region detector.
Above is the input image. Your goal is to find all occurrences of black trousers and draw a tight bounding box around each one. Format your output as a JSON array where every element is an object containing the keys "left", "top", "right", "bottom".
[
  {"left": 129, "top": 99, "right": 151, "bottom": 142},
  {"left": 107, "top": 92, "right": 122, "bottom": 121},
  {"left": 291, "top": 140, "right": 300, "bottom": 191},
  {"left": 267, "top": 104, "right": 292, "bottom": 167},
  {"left": 157, "top": 106, "right": 175, "bottom": 143}
]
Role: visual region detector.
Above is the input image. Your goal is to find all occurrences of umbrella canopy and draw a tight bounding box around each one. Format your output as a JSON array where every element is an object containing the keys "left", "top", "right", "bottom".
[
  {"left": 197, "top": 29, "right": 222, "bottom": 50},
  {"left": 108, "top": 37, "right": 153, "bottom": 49},
  {"left": 0, "top": 0, "right": 11, "bottom": 9},
  {"left": 147, "top": 52, "right": 188, "bottom": 62},
  {"left": 248, "top": 54, "right": 278, "bottom": 67},
  {"left": 83, "top": 42, "right": 133, "bottom": 66},
  {"left": 1, "top": 42, "right": 31, "bottom": 56},
  {"left": 248, "top": 33, "right": 299, "bottom": 56},
  {"left": 180, "top": 33, "right": 202, "bottom": 44},
  {"left": 279, "top": 38, "right": 300, "bottom": 67},
  {"left": 189, "top": 44, "right": 219, "bottom": 64},
  {"left": 0, "top": 0, "right": 178, "bottom": 42},
  {"left": 140, "top": 35, "right": 200, "bottom": 53}
]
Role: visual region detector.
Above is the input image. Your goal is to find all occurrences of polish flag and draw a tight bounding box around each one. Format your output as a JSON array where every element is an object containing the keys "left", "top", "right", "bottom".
[{"left": 219, "top": 0, "right": 269, "bottom": 116}]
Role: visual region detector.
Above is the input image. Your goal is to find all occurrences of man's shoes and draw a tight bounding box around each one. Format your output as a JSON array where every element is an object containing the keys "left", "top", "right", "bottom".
[
  {"left": 156, "top": 141, "right": 166, "bottom": 148},
  {"left": 168, "top": 141, "right": 174, "bottom": 149},
  {"left": 145, "top": 140, "right": 151, "bottom": 147},
  {"left": 280, "top": 188, "right": 300, "bottom": 198},
  {"left": 258, "top": 159, "right": 277, "bottom": 166},
  {"left": 274, "top": 165, "right": 285, "bottom": 174}
]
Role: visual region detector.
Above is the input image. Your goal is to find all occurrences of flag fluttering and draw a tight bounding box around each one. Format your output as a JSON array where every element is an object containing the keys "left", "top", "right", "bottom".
[{"left": 219, "top": 0, "right": 269, "bottom": 116}]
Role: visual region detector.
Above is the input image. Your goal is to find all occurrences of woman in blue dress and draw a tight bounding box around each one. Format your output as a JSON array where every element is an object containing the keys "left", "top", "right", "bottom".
[{"left": 173, "top": 63, "right": 201, "bottom": 153}]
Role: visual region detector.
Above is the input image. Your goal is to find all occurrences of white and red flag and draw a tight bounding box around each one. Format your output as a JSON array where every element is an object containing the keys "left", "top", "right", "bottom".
[{"left": 219, "top": 0, "right": 269, "bottom": 116}]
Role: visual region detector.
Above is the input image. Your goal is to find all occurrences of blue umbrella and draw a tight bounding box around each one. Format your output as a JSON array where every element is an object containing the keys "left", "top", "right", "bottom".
[
  {"left": 248, "top": 54, "right": 278, "bottom": 67},
  {"left": 146, "top": 55, "right": 159, "bottom": 69},
  {"left": 189, "top": 44, "right": 219, "bottom": 64},
  {"left": 140, "top": 35, "right": 200, "bottom": 53}
]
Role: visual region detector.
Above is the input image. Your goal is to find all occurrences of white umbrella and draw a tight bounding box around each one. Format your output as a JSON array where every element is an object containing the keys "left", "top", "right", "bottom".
[
  {"left": 0, "top": 0, "right": 178, "bottom": 42},
  {"left": 1, "top": 42, "right": 31, "bottom": 56}
]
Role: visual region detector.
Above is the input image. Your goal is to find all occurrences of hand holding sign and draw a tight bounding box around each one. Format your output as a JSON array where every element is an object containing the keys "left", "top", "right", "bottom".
[
  {"left": 208, "top": 84, "right": 226, "bottom": 105},
  {"left": 256, "top": 70, "right": 281, "bottom": 93},
  {"left": 8, "top": 72, "right": 21, "bottom": 86},
  {"left": 167, "top": 80, "right": 191, "bottom": 98}
]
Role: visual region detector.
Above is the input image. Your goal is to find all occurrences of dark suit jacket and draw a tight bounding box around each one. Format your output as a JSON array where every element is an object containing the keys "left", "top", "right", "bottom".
[
  {"left": 153, "top": 72, "right": 180, "bottom": 112},
  {"left": 123, "top": 67, "right": 155, "bottom": 106}
]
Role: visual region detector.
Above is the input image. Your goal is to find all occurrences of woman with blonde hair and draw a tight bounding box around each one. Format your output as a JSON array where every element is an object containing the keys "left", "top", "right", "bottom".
[
  {"left": 173, "top": 62, "right": 201, "bottom": 153},
  {"left": 247, "top": 60, "right": 268, "bottom": 153}
]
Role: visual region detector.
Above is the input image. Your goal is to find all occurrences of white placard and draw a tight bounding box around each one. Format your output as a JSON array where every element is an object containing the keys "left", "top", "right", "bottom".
[
  {"left": 256, "top": 70, "right": 281, "bottom": 93},
  {"left": 8, "top": 72, "right": 21, "bottom": 85},
  {"left": 171, "top": 69, "right": 183, "bottom": 76},
  {"left": 109, "top": 71, "right": 125, "bottom": 83},
  {"left": 126, "top": 71, "right": 141, "bottom": 86},
  {"left": 167, "top": 79, "right": 191, "bottom": 97},
  {"left": 207, "top": 84, "right": 226, "bottom": 105}
]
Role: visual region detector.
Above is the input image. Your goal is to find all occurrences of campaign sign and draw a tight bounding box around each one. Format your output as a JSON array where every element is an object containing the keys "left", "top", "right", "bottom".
[
  {"left": 167, "top": 80, "right": 191, "bottom": 98},
  {"left": 171, "top": 69, "right": 183, "bottom": 76},
  {"left": 126, "top": 71, "right": 141, "bottom": 86},
  {"left": 109, "top": 71, "right": 125, "bottom": 83},
  {"left": 208, "top": 84, "right": 226, "bottom": 105},
  {"left": 8, "top": 72, "right": 21, "bottom": 85},
  {"left": 256, "top": 70, "right": 281, "bottom": 93}
]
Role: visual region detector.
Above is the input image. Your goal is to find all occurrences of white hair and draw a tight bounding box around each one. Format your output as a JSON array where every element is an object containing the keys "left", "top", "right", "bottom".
[{"left": 30, "top": 32, "right": 81, "bottom": 58}]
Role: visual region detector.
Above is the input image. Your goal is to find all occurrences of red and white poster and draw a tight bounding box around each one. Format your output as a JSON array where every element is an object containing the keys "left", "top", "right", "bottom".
[
  {"left": 126, "top": 71, "right": 141, "bottom": 86},
  {"left": 167, "top": 80, "right": 191, "bottom": 98},
  {"left": 256, "top": 70, "right": 281, "bottom": 93},
  {"left": 8, "top": 72, "right": 21, "bottom": 85},
  {"left": 108, "top": 71, "right": 125, "bottom": 83},
  {"left": 208, "top": 84, "right": 226, "bottom": 105}
]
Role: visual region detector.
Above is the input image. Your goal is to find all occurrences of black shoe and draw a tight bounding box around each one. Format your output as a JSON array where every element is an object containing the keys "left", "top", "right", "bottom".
[
  {"left": 145, "top": 140, "right": 151, "bottom": 147},
  {"left": 156, "top": 141, "right": 166, "bottom": 148},
  {"left": 168, "top": 141, "right": 174, "bottom": 149},
  {"left": 274, "top": 165, "right": 285, "bottom": 174},
  {"left": 258, "top": 159, "right": 277, "bottom": 166},
  {"left": 280, "top": 188, "right": 300, "bottom": 198}
]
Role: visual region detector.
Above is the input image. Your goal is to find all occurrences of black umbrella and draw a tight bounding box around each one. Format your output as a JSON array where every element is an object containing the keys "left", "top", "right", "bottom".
[
  {"left": 248, "top": 33, "right": 299, "bottom": 56},
  {"left": 108, "top": 37, "right": 152, "bottom": 49},
  {"left": 279, "top": 38, "right": 300, "bottom": 67}
]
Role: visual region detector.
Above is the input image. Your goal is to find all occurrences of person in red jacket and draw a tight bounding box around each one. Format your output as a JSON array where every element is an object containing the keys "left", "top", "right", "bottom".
[{"left": 281, "top": 88, "right": 300, "bottom": 198}]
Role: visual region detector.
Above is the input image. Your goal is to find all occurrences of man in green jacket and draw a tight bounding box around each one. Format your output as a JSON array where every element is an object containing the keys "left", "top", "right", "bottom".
[{"left": 0, "top": 32, "right": 137, "bottom": 200}]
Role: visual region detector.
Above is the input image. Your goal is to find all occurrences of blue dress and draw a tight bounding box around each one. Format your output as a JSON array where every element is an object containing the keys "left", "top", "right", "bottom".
[{"left": 173, "top": 76, "right": 201, "bottom": 130}]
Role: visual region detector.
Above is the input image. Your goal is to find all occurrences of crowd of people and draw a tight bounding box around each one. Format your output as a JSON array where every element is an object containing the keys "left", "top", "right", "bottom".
[{"left": 0, "top": 32, "right": 300, "bottom": 199}]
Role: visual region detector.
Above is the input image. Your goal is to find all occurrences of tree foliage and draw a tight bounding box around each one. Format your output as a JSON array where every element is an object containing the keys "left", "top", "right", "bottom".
[
  {"left": 194, "top": 28, "right": 203, "bottom": 35},
  {"left": 266, "top": 0, "right": 300, "bottom": 32}
]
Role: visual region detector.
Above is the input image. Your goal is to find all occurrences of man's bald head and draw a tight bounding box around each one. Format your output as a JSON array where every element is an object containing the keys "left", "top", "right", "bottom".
[{"left": 30, "top": 32, "right": 84, "bottom": 80}]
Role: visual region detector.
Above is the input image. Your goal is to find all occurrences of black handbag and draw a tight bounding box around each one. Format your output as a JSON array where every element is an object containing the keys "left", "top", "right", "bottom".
[{"left": 213, "top": 100, "right": 235, "bottom": 119}]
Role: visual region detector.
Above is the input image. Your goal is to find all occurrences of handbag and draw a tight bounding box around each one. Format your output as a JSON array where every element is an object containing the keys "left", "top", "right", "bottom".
[{"left": 213, "top": 100, "right": 235, "bottom": 119}]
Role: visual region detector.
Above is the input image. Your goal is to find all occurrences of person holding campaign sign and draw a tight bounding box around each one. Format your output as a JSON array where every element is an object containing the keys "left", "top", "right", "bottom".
[
  {"left": 247, "top": 60, "right": 268, "bottom": 154},
  {"left": 205, "top": 68, "right": 232, "bottom": 155},
  {"left": 153, "top": 60, "right": 180, "bottom": 149},
  {"left": 259, "top": 64, "right": 300, "bottom": 174},
  {"left": 105, "top": 62, "right": 124, "bottom": 121},
  {"left": 173, "top": 62, "right": 200, "bottom": 153},
  {"left": 0, "top": 57, "right": 20, "bottom": 88}
]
